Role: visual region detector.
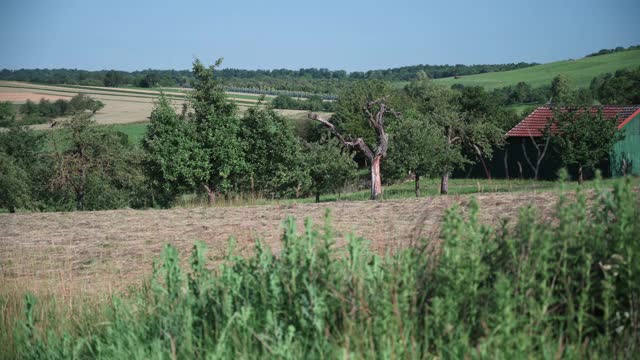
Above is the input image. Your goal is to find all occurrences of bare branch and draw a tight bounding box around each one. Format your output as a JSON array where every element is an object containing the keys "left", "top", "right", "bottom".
[{"left": 308, "top": 113, "right": 374, "bottom": 160}]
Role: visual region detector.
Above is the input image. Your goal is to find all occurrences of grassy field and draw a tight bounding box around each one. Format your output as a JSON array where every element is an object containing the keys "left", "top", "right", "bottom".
[
  {"left": 0, "top": 181, "right": 576, "bottom": 297},
  {"left": 433, "top": 49, "right": 640, "bottom": 89},
  {"left": 1, "top": 178, "right": 639, "bottom": 357}
]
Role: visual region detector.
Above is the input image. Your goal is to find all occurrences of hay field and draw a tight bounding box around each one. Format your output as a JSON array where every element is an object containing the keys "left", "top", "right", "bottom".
[{"left": 0, "top": 192, "right": 558, "bottom": 299}]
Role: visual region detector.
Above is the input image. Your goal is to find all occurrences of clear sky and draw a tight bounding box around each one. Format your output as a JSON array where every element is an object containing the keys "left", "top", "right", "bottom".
[{"left": 1, "top": 0, "right": 638, "bottom": 72}]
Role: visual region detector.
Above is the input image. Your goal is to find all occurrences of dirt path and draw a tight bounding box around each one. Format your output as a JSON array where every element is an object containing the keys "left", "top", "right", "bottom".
[{"left": 0, "top": 192, "right": 557, "bottom": 296}]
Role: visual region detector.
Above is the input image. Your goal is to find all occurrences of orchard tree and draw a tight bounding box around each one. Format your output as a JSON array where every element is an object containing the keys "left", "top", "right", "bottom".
[
  {"left": 304, "top": 136, "right": 356, "bottom": 202},
  {"left": 521, "top": 124, "right": 552, "bottom": 180},
  {"left": 329, "top": 80, "right": 392, "bottom": 148},
  {"left": 0, "top": 101, "right": 16, "bottom": 127},
  {"left": 552, "top": 107, "right": 623, "bottom": 182},
  {"left": 309, "top": 96, "right": 399, "bottom": 200},
  {"left": 403, "top": 80, "right": 503, "bottom": 193},
  {"left": 143, "top": 96, "right": 206, "bottom": 206},
  {"left": 386, "top": 112, "right": 444, "bottom": 197},
  {"left": 0, "top": 152, "right": 31, "bottom": 212},
  {"left": 187, "top": 58, "right": 245, "bottom": 203},
  {"left": 144, "top": 58, "right": 245, "bottom": 205},
  {"left": 240, "top": 105, "right": 308, "bottom": 198},
  {"left": 51, "top": 113, "right": 137, "bottom": 210}
]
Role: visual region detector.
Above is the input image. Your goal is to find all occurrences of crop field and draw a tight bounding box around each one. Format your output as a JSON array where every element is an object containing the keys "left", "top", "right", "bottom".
[
  {"left": 0, "top": 189, "right": 561, "bottom": 298},
  {"left": 0, "top": 81, "right": 299, "bottom": 129},
  {"left": 433, "top": 49, "right": 640, "bottom": 89}
]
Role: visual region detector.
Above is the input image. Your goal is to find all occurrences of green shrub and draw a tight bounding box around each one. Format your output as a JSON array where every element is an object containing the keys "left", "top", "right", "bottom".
[{"left": 6, "top": 178, "right": 640, "bottom": 358}]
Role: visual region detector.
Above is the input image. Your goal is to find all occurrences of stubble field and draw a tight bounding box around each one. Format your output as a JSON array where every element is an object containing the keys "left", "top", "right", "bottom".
[{"left": 0, "top": 191, "right": 560, "bottom": 299}]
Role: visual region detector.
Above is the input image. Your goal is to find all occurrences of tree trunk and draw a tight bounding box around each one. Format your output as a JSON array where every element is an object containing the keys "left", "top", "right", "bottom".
[
  {"left": 315, "top": 191, "right": 320, "bottom": 203},
  {"left": 370, "top": 155, "right": 383, "bottom": 200},
  {"left": 578, "top": 166, "right": 583, "bottom": 184},
  {"left": 250, "top": 174, "right": 255, "bottom": 198},
  {"left": 414, "top": 173, "right": 420, "bottom": 197},
  {"left": 76, "top": 191, "right": 84, "bottom": 211},
  {"left": 440, "top": 173, "right": 449, "bottom": 195},
  {"left": 503, "top": 150, "right": 509, "bottom": 180},
  {"left": 473, "top": 144, "right": 492, "bottom": 180},
  {"left": 204, "top": 184, "right": 216, "bottom": 205},
  {"left": 517, "top": 161, "right": 523, "bottom": 179}
]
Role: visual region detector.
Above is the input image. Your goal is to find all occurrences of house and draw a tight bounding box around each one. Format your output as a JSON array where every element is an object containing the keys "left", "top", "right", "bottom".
[{"left": 505, "top": 105, "right": 640, "bottom": 177}]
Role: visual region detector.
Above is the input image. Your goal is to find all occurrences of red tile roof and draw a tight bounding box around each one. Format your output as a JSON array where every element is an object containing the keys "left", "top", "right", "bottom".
[{"left": 506, "top": 105, "right": 640, "bottom": 138}]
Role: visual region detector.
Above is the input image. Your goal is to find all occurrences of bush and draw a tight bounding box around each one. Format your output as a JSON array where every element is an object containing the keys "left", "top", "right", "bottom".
[{"left": 6, "top": 178, "right": 640, "bottom": 358}]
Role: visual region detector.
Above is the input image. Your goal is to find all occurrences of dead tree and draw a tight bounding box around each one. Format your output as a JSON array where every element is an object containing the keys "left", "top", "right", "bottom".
[
  {"left": 309, "top": 98, "right": 398, "bottom": 200},
  {"left": 521, "top": 126, "right": 552, "bottom": 180}
]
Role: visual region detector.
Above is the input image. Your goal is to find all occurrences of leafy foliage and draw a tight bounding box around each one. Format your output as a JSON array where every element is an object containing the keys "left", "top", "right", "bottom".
[
  {"left": 0, "top": 152, "right": 31, "bottom": 212},
  {"left": 51, "top": 113, "right": 146, "bottom": 210},
  {"left": 143, "top": 96, "right": 206, "bottom": 205},
  {"left": 240, "top": 106, "right": 308, "bottom": 198},
  {"left": 552, "top": 107, "right": 623, "bottom": 181},
  {"left": 303, "top": 136, "right": 357, "bottom": 201},
  {"left": 591, "top": 66, "right": 640, "bottom": 105}
]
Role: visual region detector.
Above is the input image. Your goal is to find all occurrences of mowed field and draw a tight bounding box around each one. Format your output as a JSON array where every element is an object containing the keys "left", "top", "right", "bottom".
[
  {"left": 433, "top": 49, "right": 640, "bottom": 89},
  {"left": 0, "top": 191, "right": 560, "bottom": 299},
  {"left": 0, "top": 81, "right": 315, "bottom": 130}
]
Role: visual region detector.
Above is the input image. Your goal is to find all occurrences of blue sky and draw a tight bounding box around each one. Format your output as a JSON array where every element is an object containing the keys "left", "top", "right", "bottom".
[{"left": 1, "top": 0, "right": 638, "bottom": 71}]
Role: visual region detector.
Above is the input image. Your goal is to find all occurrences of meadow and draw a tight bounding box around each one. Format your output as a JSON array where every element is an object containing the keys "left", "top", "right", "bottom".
[
  {"left": 433, "top": 49, "right": 640, "bottom": 89},
  {"left": 1, "top": 177, "right": 638, "bottom": 358}
]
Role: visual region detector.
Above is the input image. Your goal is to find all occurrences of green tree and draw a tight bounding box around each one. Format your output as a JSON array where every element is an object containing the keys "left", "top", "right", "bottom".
[
  {"left": 304, "top": 136, "right": 356, "bottom": 202},
  {"left": 20, "top": 100, "right": 38, "bottom": 116},
  {"left": 551, "top": 74, "right": 573, "bottom": 104},
  {"left": 404, "top": 80, "right": 503, "bottom": 193},
  {"left": 386, "top": 112, "right": 444, "bottom": 197},
  {"left": 187, "top": 58, "right": 245, "bottom": 203},
  {"left": 139, "top": 73, "right": 160, "bottom": 88},
  {"left": 0, "top": 126, "right": 47, "bottom": 209},
  {"left": 552, "top": 107, "right": 623, "bottom": 182},
  {"left": 0, "top": 101, "right": 16, "bottom": 127},
  {"left": 0, "top": 152, "right": 31, "bottom": 212},
  {"left": 592, "top": 67, "right": 640, "bottom": 104},
  {"left": 51, "top": 113, "right": 142, "bottom": 210},
  {"left": 330, "top": 80, "right": 392, "bottom": 147},
  {"left": 240, "top": 106, "right": 308, "bottom": 198},
  {"left": 309, "top": 94, "right": 398, "bottom": 200},
  {"left": 143, "top": 96, "right": 206, "bottom": 206},
  {"left": 89, "top": 99, "right": 105, "bottom": 114},
  {"left": 144, "top": 59, "right": 245, "bottom": 205},
  {"left": 103, "top": 70, "right": 124, "bottom": 87}
]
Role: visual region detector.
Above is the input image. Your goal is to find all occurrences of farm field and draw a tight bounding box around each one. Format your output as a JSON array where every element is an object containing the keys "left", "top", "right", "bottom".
[
  {"left": 433, "top": 49, "right": 640, "bottom": 89},
  {"left": 0, "top": 81, "right": 316, "bottom": 129},
  {"left": 0, "top": 189, "right": 562, "bottom": 298},
  {"left": 1, "top": 176, "right": 635, "bottom": 299}
]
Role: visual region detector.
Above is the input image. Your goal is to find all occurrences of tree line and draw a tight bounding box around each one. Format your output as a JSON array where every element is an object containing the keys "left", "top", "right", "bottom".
[
  {"left": 0, "top": 62, "right": 537, "bottom": 87},
  {"left": 0, "top": 94, "right": 104, "bottom": 127}
]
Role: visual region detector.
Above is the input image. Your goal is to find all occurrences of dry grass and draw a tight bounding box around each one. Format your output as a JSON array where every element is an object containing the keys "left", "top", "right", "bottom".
[
  {"left": 0, "top": 92, "right": 72, "bottom": 102},
  {"left": 0, "top": 192, "right": 559, "bottom": 300}
]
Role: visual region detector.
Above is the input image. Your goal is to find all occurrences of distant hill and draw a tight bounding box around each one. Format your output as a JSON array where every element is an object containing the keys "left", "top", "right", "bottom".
[{"left": 434, "top": 49, "right": 640, "bottom": 90}]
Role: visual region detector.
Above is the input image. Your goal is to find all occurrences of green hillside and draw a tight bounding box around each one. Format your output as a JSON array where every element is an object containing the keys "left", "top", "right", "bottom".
[{"left": 434, "top": 49, "right": 640, "bottom": 90}]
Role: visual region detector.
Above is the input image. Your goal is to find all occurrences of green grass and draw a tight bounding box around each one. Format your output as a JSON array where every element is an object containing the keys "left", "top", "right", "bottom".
[
  {"left": 434, "top": 49, "right": 640, "bottom": 90},
  {"left": 3, "top": 178, "right": 639, "bottom": 358},
  {"left": 173, "top": 175, "right": 640, "bottom": 209},
  {"left": 108, "top": 123, "right": 149, "bottom": 145}
]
